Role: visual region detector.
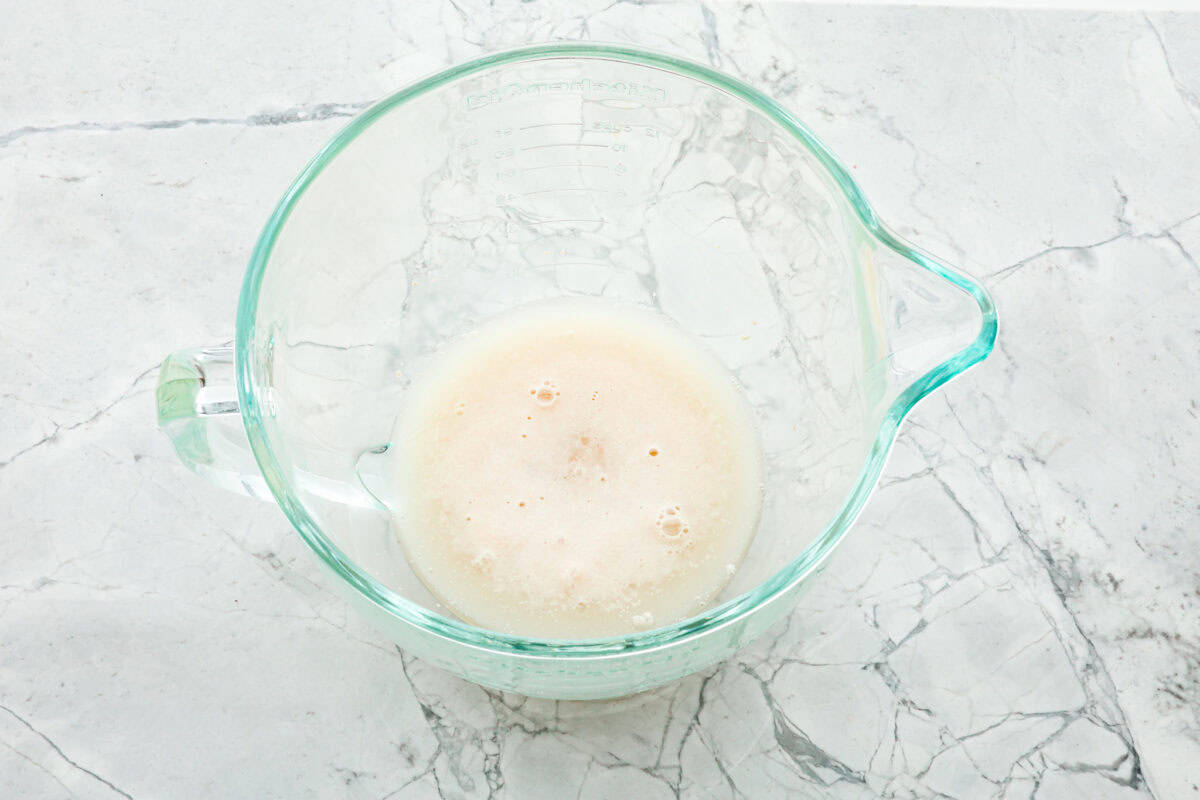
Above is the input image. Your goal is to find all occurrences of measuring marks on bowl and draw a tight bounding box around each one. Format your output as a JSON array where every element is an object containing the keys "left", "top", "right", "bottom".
[
  {"left": 444, "top": 98, "right": 688, "bottom": 299},
  {"left": 451, "top": 102, "right": 681, "bottom": 225},
  {"left": 516, "top": 123, "right": 611, "bottom": 176}
]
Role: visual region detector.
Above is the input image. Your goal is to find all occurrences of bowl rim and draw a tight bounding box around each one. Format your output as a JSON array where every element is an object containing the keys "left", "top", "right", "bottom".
[{"left": 235, "top": 42, "right": 998, "bottom": 658}]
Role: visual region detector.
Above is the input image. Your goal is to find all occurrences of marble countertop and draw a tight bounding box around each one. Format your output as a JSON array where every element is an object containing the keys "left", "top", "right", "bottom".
[{"left": 3, "top": 2, "right": 1199, "bottom": 798}]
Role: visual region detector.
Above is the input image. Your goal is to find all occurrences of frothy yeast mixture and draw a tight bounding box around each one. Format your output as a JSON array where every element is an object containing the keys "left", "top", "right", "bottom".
[{"left": 392, "top": 300, "right": 763, "bottom": 638}]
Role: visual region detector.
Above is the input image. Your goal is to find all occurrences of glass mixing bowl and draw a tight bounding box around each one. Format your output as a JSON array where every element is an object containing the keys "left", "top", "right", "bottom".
[{"left": 156, "top": 43, "right": 996, "bottom": 699}]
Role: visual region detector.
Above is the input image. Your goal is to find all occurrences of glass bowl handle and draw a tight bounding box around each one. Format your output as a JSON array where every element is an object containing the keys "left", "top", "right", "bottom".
[
  {"left": 155, "top": 345, "right": 273, "bottom": 500},
  {"left": 156, "top": 345, "right": 386, "bottom": 509}
]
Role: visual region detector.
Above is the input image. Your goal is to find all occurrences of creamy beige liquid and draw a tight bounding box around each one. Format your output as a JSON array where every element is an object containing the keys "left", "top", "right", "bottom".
[{"left": 392, "top": 300, "right": 763, "bottom": 638}]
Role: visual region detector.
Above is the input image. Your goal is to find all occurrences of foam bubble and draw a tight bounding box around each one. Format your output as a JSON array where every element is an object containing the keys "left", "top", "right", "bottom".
[
  {"left": 533, "top": 380, "right": 559, "bottom": 407},
  {"left": 469, "top": 549, "right": 495, "bottom": 574},
  {"left": 655, "top": 506, "right": 690, "bottom": 540}
]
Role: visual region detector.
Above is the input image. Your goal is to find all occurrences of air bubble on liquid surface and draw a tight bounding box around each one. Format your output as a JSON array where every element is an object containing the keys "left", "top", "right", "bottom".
[
  {"left": 655, "top": 506, "right": 689, "bottom": 540},
  {"left": 532, "top": 380, "right": 559, "bottom": 407},
  {"left": 470, "top": 549, "right": 495, "bottom": 575}
]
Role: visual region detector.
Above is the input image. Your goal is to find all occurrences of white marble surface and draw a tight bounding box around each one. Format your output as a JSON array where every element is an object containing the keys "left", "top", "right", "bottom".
[{"left": 2, "top": 2, "right": 1199, "bottom": 798}]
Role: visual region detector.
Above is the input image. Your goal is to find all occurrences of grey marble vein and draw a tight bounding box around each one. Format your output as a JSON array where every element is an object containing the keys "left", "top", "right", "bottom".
[
  {"left": 0, "top": 102, "right": 373, "bottom": 147},
  {"left": 0, "top": 705, "right": 133, "bottom": 800}
]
